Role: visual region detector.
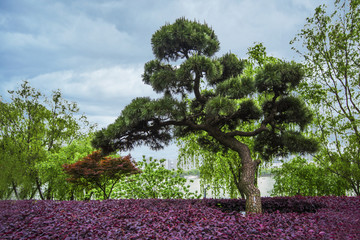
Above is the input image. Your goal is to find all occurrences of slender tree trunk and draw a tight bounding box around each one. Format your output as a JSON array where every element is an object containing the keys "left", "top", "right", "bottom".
[
  {"left": 84, "top": 191, "right": 94, "bottom": 201},
  {"left": 46, "top": 184, "right": 52, "bottom": 200},
  {"left": 107, "top": 180, "right": 118, "bottom": 200},
  {"left": 35, "top": 178, "right": 45, "bottom": 200},
  {"left": 11, "top": 181, "right": 19, "bottom": 200},
  {"left": 70, "top": 190, "right": 75, "bottom": 200},
  {"left": 210, "top": 130, "right": 262, "bottom": 213},
  {"left": 236, "top": 144, "right": 262, "bottom": 214},
  {"left": 227, "top": 161, "right": 246, "bottom": 198},
  {"left": 29, "top": 188, "right": 37, "bottom": 200}
]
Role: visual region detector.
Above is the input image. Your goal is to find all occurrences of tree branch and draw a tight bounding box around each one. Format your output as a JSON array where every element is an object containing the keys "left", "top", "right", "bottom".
[
  {"left": 193, "top": 73, "right": 206, "bottom": 104},
  {"left": 225, "top": 124, "right": 268, "bottom": 137}
]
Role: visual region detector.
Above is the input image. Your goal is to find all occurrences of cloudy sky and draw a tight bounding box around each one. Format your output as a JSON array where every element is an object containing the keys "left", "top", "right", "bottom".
[{"left": 0, "top": 0, "right": 325, "bottom": 160}]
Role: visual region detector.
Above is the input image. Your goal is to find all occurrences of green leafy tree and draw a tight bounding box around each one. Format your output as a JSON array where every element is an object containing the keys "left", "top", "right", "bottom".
[
  {"left": 177, "top": 43, "right": 279, "bottom": 200},
  {"left": 0, "top": 81, "right": 92, "bottom": 200},
  {"left": 36, "top": 134, "right": 95, "bottom": 200},
  {"left": 291, "top": 0, "right": 360, "bottom": 195},
  {"left": 92, "top": 18, "right": 317, "bottom": 213},
  {"left": 114, "top": 157, "right": 200, "bottom": 199},
  {"left": 271, "top": 156, "right": 349, "bottom": 196},
  {"left": 63, "top": 150, "right": 140, "bottom": 199}
]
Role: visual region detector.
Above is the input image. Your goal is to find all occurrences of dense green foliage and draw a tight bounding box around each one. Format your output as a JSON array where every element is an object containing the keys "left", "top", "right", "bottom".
[
  {"left": 0, "top": 81, "right": 94, "bottom": 200},
  {"left": 36, "top": 134, "right": 96, "bottom": 200},
  {"left": 271, "top": 156, "right": 349, "bottom": 196},
  {"left": 0, "top": 81, "right": 197, "bottom": 202},
  {"left": 113, "top": 157, "right": 200, "bottom": 199}
]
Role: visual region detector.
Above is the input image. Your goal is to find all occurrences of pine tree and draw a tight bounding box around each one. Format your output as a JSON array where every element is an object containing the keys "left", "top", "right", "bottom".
[{"left": 92, "top": 18, "right": 317, "bottom": 213}]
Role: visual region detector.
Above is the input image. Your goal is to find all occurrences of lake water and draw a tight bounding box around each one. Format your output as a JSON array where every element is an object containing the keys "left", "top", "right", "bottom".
[{"left": 186, "top": 175, "right": 275, "bottom": 198}]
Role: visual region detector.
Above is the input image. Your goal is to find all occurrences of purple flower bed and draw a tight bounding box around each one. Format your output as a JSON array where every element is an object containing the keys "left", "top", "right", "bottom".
[{"left": 0, "top": 197, "right": 359, "bottom": 239}]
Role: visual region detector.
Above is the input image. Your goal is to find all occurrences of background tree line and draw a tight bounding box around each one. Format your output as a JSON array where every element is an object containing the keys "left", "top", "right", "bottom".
[
  {"left": 0, "top": 82, "right": 197, "bottom": 200},
  {"left": 271, "top": 0, "right": 360, "bottom": 196}
]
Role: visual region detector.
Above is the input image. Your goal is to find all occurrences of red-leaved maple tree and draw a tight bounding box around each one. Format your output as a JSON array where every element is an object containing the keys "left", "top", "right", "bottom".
[{"left": 63, "top": 150, "right": 140, "bottom": 199}]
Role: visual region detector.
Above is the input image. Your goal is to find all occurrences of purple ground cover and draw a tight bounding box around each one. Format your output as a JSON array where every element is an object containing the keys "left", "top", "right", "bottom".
[{"left": 0, "top": 196, "right": 359, "bottom": 239}]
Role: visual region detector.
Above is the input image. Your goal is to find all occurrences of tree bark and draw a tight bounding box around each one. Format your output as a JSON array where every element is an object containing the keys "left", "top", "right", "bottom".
[
  {"left": 236, "top": 143, "right": 262, "bottom": 214},
  {"left": 209, "top": 129, "right": 262, "bottom": 213}
]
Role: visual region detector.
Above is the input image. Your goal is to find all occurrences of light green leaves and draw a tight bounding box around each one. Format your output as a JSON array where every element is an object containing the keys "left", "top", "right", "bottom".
[
  {"left": 292, "top": 0, "right": 360, "bottom": 196},
  {"left": 113, "top": 157, "right": 200, "bottom": 199},
  {"left": 271, "top": 156, "right": 349, "bottom": 196},
  {"left": 0, "top": 81, "right": 93, "bottom": 200}
]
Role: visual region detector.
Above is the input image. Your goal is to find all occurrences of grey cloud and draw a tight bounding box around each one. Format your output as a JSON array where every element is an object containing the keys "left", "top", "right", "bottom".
[
  {"left": 0, "top": 0, "right": 323, "bottom": 83},
  {"left": 0, "top": 0, "right": 150, "bottom": 81}
]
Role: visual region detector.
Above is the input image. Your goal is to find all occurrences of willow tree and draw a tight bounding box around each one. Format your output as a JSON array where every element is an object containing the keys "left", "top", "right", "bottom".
[{"left": 92, "top": 18, "right": 317, "bottom": 213}]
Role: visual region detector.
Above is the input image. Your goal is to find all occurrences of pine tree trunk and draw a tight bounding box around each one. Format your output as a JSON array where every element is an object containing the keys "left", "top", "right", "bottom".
[
  {"left": 238, "top": 149, "right": 262, "bottom": 214},
  {"left": 210, "top": 130, "right": 262, "bottom": 213},
  {"left": 234, "top": 142, "right": 262, "bottom": 214}
]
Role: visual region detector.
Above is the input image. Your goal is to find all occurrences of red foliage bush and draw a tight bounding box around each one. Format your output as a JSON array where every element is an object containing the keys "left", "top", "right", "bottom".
[
  {"left": 63, "top": 150, "right": 140, "bottom": 199},
  {"left": 63, "top": 151, "right": 140, "bottom": 183},
  {"left": 0, "top": 197, "right": 359, "bottom": 239}
]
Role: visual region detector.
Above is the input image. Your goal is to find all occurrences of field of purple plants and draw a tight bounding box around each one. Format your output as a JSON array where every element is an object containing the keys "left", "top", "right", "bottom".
[{"left": 0, "top": 196, "right": 359, "bottom": 239}]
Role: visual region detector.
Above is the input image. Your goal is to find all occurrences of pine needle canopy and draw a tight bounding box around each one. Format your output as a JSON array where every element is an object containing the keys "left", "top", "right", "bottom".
[{"left": 92, "top": 18, "right": 318, "bottom": 161}]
